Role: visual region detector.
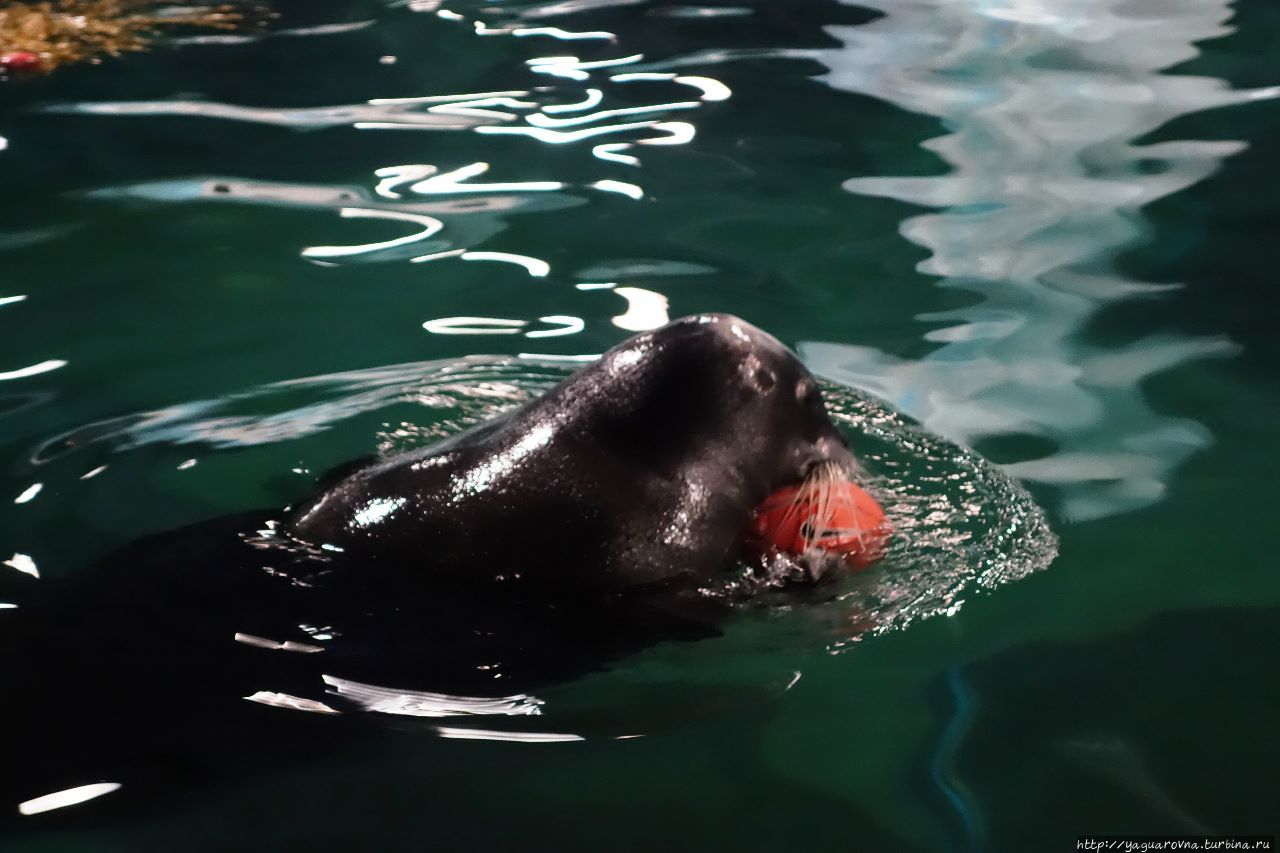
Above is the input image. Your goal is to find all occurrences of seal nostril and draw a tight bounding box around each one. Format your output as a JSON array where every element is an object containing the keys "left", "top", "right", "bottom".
[{"left": 796, "top": 379, "right": 815, "bottom": 402}]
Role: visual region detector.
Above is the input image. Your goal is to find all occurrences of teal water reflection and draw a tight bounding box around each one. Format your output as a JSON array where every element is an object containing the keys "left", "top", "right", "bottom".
[{"left": 1, "top": 0, "right": 1277, "bottom": 849}]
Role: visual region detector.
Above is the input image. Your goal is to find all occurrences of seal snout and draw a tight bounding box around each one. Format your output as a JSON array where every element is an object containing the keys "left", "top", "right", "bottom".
[{"left": 807, "top": 435, "right": 857, "bottom": 477}]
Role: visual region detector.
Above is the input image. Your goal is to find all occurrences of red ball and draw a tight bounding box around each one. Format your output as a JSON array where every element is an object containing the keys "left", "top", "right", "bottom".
[
  {"left": 752, "top": 480, "right": 890, "bottom": 570},
  {"left": 1, "top": 52, "right": 43, "bottom": 73}
]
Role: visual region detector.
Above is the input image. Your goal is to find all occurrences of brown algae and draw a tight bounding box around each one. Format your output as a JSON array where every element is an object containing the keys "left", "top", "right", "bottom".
[{"left": 0, "top": 0, "right": 251, "bottom": 74}]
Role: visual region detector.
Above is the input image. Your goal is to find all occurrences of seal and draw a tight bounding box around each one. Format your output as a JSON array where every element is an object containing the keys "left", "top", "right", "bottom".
[
  {"left": 282, "top": 313, "right": 858, "bottom": 592},
  {"left": 0, "top": 314, "right": 862, "bottom": 818}
]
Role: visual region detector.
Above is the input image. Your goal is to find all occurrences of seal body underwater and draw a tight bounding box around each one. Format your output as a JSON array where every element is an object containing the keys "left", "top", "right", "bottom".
[{"left": 283, "top": 312, "right": 857, "bottom": 592}]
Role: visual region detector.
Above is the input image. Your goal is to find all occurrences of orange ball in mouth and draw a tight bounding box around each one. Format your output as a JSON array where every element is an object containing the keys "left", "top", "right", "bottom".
[{"left": 751, "top": 480, "right": 890, "bottom": 570}]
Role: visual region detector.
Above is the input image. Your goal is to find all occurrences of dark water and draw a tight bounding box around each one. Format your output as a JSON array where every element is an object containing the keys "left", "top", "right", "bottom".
[{"left": 2, "top": 0, "right": 1278, "bottom": 849}]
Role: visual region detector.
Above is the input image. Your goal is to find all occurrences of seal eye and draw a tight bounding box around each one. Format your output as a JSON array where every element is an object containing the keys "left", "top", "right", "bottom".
[{"left": 753, "top": 367, "right": 776, "bottom": 392}]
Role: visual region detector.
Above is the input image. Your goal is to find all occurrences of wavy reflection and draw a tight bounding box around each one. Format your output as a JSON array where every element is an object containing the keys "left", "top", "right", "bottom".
[
  {"left": 45, "top": 97, "right": 513, "bottom": 131},
  {"left": 365, "top": 0, "right": 735, "bottom": 337},
  {"left": 46, "top": 0, "right": 740, "bottom": 348},
  {"left": 322, "top": 674, "right": 544, "bottom": 718},
  {"left": 804, "top": 0, "right": 1272, "bottom": 520},
  {"left": 86, "top": 175, "right": 584, "bottom": 267}
]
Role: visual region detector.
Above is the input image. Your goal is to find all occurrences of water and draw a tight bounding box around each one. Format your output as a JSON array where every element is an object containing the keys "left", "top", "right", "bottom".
[{"left": 2, "top": 0, "right": 1277, "bottom": 849}]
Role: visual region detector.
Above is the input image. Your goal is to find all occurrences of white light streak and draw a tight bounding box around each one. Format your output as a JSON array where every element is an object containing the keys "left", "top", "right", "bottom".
[
  {"left": 408, "top": 161, "right": 563, "bottom": 194},
  {"left": 245, "top": 691, "right": 340, "bottom": 714},
  {"left": 427, "top": 105, "right": 516, "bottom": 121},
  {"left": 528, "top": 52, "right": 643, "bottom": 79},
  {"left": 542, "top": 88, "right": 603, "bottom": 114},
  {"left": 368, "top": 90, "right": 529, "bottom": 106},
  {"left": 526, "top": 100, "right": 697, "bottom": 129},
  {"left": 461, "top": 251, "right": 551, "bottom": 277},
  {"left": 0, "top": 360, "right": 67, "bottom": 381},
  {"left": 233, "top": 633, "right": 324, "bottom": 653},
  {"left": 527, "top": 53, "right": 643, "bottom": 70},
  {"left": 0, "top": 294, "right": 27, "bottom": 307},
  {"left": 512, "top": 26, "right": 614, "bottom": 40},
  {"left": 611, "top": 72, "right": 676, "bottom": 82},
  {"left": 80, "top": 465, "right": 108, "bottom": 480},
  {"left": 612, "top": 286, "right": 670, "bottom": 331},
  {"left": 518, "top": 352, "right": 601, "bottom": 361},
  {"left": 525, "top": 315, "right": 584, "bottom": 338},
  {"left": 674, "top": 75, "right": 732, "bottom": 101},
  {"left": 473, "top": 21, "right": 512, "bottom": 35},
  {"left": 373, "top": 164, "right": 439, "bottom": 199},
  {"left": 353, "top": 121, "right": 472, "bottom": 131},
  {"left": 323, "top": 674, "right": 543, "bottom": 717},
  {"left": 530, "top": 65, "right": 588, "bottom": 81},
  {"left": 410, "top": 248, "right": 468, "bottom": 264},
  {"left": 424, "top": 317, "right": 526, "bottom": 335},
  {"left": 18, "top": 783, "right": 121, "bottom": 816},
  {"left": 592, "top": 143, "right": 639, "bottom": 165},
  {"left": 302, "top": 208, "right": 444, "bottom": 260},
  {"left": 14, "top": 483, "right": 42, "bottom": 504},
  {"left": 433, "top": 96, "right": 538, "bottom": 110},
  {"left": 435, "top": 727, "right": 583, "bottom": 743},
  {"left": 592, "top": 179, "right": 644, "bottom": 200},
  {"left": 476, "top": 120, "right": 658, "bottom": 144},
  {"left": 638, "top": 121, "right": 696, "bottom": 146}
]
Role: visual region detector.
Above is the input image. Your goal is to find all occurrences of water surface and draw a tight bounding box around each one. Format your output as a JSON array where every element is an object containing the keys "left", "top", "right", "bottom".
[{"left": 2, "top": 0, "right": 1277, "bottom": 849}]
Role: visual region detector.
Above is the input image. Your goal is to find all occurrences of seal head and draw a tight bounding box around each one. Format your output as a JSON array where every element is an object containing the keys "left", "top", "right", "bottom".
[{"left": 286, "top": 313, "right": 855, "bottom": 591}]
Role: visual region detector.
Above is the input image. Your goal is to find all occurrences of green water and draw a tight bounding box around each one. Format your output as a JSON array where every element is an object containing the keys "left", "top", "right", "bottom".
[{"left": 2, "top": 0, "right": 1278, "bottom": 849}]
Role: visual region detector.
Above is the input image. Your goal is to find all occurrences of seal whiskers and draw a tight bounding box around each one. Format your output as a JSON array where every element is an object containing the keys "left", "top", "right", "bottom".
[{"left": 749, "top": 454, "right": 889, "bottom": 586}]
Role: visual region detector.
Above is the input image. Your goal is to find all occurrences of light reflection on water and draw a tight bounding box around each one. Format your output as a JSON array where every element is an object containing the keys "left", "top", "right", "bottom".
[
  {"left": 33, "top": 0, "right": 1267, "bottom": 521},
  {"left": 1, "top": 0, "right": 1263, "bottom": 643},
  {"left": 3, "top": 0, "right": 1256, "bottom": 650},
  {"left": 1, "top": 0, "right": 1273, "bottom": 837},
  {"left": 804, "top": 0, "right": 1274, "bottom": 521},
  {"left": 43, "top": 0, "right": 737, "bottom": 347}
]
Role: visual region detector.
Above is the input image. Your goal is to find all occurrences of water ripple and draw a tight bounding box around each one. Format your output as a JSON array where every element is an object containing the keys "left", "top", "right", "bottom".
[
  {"left": 27, "top": 358, "right": 1056, "bottom": 651},
  {"left": 806, "top": 0, "right": 1272, "bottom": 521}
]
